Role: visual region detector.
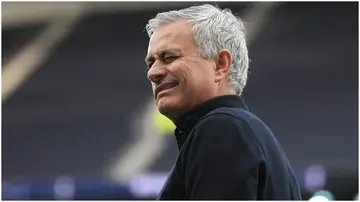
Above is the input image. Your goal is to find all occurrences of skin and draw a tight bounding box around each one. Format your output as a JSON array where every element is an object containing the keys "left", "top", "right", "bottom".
[{"left": 146, "top": 19, "right": 235, "bottom": 122}]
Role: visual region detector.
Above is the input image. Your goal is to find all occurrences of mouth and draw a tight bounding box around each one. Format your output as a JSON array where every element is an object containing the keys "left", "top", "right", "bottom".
[{"left": 155, "top": 81, "right": 179, "bottom": 98}]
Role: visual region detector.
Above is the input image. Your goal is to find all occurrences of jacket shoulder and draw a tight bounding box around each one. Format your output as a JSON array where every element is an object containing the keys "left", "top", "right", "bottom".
[{"left": 200, "top": 107, "right": 257, "bottom": 125}]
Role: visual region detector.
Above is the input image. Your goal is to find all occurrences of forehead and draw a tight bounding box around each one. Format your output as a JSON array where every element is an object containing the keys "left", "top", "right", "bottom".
[{"left": 147, "top": 20, "right": 197, "bottom": 55}]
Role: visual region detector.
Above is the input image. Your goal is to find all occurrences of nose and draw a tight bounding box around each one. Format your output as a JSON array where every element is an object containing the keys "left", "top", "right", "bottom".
[{"left": 147, "top": 64, "right": 166, "bottom": 84}]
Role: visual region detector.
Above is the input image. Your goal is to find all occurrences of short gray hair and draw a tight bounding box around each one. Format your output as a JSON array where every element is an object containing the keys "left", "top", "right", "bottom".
[{"left": 146, "top": 4, "right": 249, "bottom": 96}]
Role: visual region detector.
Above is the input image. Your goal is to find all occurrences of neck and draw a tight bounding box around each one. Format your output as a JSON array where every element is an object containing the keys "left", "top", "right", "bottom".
[{"left": 217, "top": 83, "right": 236, "bottom": 96}]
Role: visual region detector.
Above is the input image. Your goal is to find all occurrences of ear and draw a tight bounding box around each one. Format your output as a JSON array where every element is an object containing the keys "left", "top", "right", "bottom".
[{"left": 214, "top": 49, "right": 232, "bottom": 82}]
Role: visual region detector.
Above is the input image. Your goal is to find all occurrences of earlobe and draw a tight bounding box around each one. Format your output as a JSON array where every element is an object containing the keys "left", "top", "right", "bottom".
[{"left": 214, "top": 49, "right": 232, "bottom": 82}]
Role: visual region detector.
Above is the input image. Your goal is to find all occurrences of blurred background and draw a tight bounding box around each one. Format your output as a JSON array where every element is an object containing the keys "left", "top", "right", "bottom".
[{"left": 2, "top": 1, "right": 358, "bottom": 200}]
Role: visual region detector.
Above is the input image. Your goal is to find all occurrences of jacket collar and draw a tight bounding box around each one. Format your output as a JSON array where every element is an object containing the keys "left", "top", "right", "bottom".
[{"left": 174, "top": 95, "right": 249, "bottom": 140}]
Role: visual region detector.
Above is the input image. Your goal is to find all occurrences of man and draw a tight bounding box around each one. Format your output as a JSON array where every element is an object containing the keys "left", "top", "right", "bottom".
[{"left": 144, "top": 4, "right": 302, "bottom": 200}]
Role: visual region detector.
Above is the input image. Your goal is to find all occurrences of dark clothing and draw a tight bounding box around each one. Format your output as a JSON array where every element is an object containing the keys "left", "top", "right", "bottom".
[{"left": 157, "top": 95, "right": 302, "bottom": 200}]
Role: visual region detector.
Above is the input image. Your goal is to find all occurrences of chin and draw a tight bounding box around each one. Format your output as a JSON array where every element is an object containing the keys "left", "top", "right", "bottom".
[{"left": 156, "top": 96, "right": 182, "bottom": 120}]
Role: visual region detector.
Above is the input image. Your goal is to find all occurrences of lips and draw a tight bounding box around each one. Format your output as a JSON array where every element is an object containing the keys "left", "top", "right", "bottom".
[{"left": 155, "top": 81, "right": 179, "bottom": 98}]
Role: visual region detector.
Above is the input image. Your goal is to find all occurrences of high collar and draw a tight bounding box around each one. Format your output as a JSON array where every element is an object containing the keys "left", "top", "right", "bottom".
[{"left": 174, "top": 95, "right": 249, "bottom": 141}]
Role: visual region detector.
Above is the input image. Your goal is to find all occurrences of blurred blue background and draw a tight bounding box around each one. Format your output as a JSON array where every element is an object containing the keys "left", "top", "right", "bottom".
[{"left": 2, "top": 2, "right": 358, "bottom": 200}]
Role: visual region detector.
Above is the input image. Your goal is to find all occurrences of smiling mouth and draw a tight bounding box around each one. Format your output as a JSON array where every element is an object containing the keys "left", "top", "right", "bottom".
[{"left": 155, "top": 81, "right": 179, "bottom": 98}]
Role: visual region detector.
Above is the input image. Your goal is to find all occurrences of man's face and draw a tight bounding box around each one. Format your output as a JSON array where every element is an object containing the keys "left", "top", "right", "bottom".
[{"left": 146, "top": 20, "right": 218, "bottom": 121}]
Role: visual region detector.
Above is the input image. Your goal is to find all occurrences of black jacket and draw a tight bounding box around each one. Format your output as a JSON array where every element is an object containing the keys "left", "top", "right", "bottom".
[{"left": 157, "top": 95, "right": 302, "bottom": 200}]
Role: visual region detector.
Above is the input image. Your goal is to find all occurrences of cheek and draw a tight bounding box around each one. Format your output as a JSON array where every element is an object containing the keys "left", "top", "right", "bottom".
[
  {"left": 171, "top": 59, "right": 215, "bottom": 92},
  {"left": 187, "top": 62, "right": 214, "bottom": 85},
  {"left": 172, "top": 60, "right": 198, "bottom": 83}
]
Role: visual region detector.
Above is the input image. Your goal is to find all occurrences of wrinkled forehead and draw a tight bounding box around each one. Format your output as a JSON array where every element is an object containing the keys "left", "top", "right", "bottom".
[{"left": 147, "top": 20, "right": 196, "bottom": 55}]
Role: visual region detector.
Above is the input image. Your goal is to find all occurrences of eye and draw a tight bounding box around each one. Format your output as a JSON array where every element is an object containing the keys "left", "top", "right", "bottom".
[
  {"left": 146, "top": 58, "right": 155, "bottom": 69},
  {"left": 147, "top": 62, "right": 154, "bottom": 69},
  {"left": 164, "top": 55, "right": 177, "bottom": 63}
]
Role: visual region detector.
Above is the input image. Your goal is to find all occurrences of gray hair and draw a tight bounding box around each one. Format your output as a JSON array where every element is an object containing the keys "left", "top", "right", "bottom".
[{"left": 146, "top": 4, "right": 249, "bottom": 96}]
